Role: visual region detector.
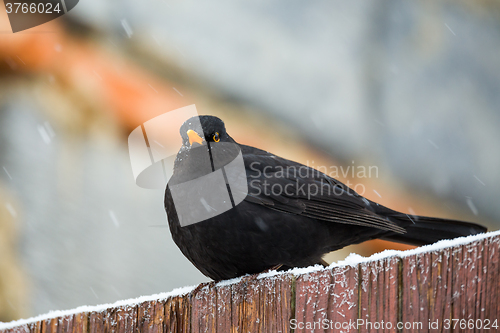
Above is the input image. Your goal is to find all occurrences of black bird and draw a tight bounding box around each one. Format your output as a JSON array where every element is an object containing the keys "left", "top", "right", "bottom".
[{"left": 165, "top": 115, "right": 486, "bottom": 281}]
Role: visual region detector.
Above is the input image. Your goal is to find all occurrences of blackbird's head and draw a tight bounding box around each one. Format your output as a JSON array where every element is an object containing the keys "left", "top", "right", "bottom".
[
  {"left": 179, "top": 115, "right": 231, "bottom": 148},
  {"left": 171, "top": 115, "right": 238, "bottom": 182}
]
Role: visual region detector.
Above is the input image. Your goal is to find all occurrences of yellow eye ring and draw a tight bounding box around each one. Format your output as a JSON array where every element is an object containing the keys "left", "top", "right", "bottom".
[{"left": 213, "top": 132, "right": 220, "bottom": 142}]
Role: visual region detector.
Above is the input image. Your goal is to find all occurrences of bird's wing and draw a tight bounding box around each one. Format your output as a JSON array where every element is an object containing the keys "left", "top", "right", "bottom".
[{"left": 240, "top": 145, "right": 405, "bottom": 234}]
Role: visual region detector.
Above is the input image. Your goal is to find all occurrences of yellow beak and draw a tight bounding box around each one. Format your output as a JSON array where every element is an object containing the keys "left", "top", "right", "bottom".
[{"left": 187, "top": 129, "right": 204, "bottom": 146}]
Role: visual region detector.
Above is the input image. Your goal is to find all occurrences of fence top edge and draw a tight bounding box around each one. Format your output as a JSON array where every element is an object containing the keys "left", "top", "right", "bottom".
[
  {"left": 258, "top": 229, "right": 499, "bottom": 279},
  {"left": 333, "top": 229, "right": 500, "bottom": 265},
  {"left": 0, "top": 285, "right": 196, "bottom": 331},
  {"left": 1, "top": 229, "right": 498, "bottom": 331}
]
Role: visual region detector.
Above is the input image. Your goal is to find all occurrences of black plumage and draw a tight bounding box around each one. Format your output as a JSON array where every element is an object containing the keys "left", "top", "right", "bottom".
[{"left": 165, "top": 115, "right": 486, "bottom": 280}]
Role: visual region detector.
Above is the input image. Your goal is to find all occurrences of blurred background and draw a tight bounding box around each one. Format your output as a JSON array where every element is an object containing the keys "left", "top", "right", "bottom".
[{"left": 1, "top": 0, "right": 499, "bottom": 322}]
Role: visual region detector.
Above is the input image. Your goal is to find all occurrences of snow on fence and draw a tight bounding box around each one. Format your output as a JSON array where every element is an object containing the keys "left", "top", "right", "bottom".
[{"left": 1, "top": 231, "right": 499, "bottom": 333}]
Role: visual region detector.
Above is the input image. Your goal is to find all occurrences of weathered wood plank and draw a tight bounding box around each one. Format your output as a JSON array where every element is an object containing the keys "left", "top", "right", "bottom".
[
  {"left": 326, "top": 265, "right": 359, "bottom": 332},
  {"left": 56, "top": 316, "right": 73, "bottom": 333},
  {"left": 191, "top": 283, "right": 217, "bottom": 333},
  {"left": 29, "top": 320, "right": 42, "bottom": 333},
  {"left": 359, "top": 257, "right": 399, "bottom": 333},
  {"left": 88, "top": 311, "right": 104, "bottom": 333},
  {"left": 402, "top": 253, "right": 430, "bottom": 333},
  {"left": 230, "top": 277, "right": 263, "bottom": 332},
  {"left": 137, "top": 300, "right": 165, "bottom": 333},
  {"left": 72, "top": 313, "right": 87, "bottom": 333},
  {"left": 259, "top": 274, "right": 293, "bottom": 333},
  {"left": 464, "top": 240, "right": 483, "bottom": 333},
  {"left": 476, "top": 239, "right": 488, "bottom": 333},
  {"left": 295, "top": 269, "right": 332, "bottom": 332},
  {"left": 116, "top": 305, "right": 137, "bottom": 333},
  {"left": 214, "top": 284, "right": 232, "bottom": 332},
  {"left": 164, "top": 295, "right": 190, "bottom": 333},
  {"left": 429, "top": 248, "right": 453, "bottom": 333},
  {"left": 383, "top": 257, "right": 400, "bottom": 333},
  {"left": 484, "top": 236, "right": 500, "bottom": 328},
  {"left": 239, "top": 277, "right": 260, "bottom": 333},
  {"left": 294, "top": 265, "right": 358, "bottom": 332}
]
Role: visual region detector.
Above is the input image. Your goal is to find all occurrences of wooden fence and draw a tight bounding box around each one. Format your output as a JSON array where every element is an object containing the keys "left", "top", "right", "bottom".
[{"left": 1, "top": 232, "right": 499, "bottom": 332}]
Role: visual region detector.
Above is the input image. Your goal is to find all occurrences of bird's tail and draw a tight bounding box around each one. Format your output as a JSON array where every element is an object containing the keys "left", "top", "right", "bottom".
[{"left": 381, "top": 214, "right": 487, "bottom": 246}]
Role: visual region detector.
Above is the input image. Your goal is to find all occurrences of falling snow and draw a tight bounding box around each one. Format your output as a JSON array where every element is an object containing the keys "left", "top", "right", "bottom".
[
  {"left": 37, "top": 122, "right": 55, "bottom": 144},
  {"left": 148, "top": 84, "right": 158, "bottom": 93},
  {"left": 16, "top": 56, "right": 25, "bottom": 65},
  {"left": 466, "top": 197, "right": 478, "bottom": 216},
  {"left": 38, "top": 125, "right": 51, "bottom": 144},
  {"left": 173, "top": 87, "right": 183, "bottom": 96},
  {"left": 3, "top": 166, "right": 12, "bottom": 180},
  {"left": 121, "top": 19, "right": 133, "bottom": 38},
  {"left": 444, "top": 23, "right": 456, "bottom": 36},
  {"left": 427, "top": 139, "right": 439, "bottom": 149},
  {"left": 90, "top": 287, "right": 99, "bottom": 299},
  {"left": 5, "top": 203, "right": 17, "bottom": 218},
  {"left": 109, "top": 210, "right": 120, "bottom": 227},
  {"left": 473, "top": 175, "right": 485, "bottom": 186}
]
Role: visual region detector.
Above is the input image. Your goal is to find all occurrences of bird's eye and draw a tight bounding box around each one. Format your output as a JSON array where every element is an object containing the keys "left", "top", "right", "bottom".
[{"left": 213, "top": 132, "right": 220, "bottom": 142}]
